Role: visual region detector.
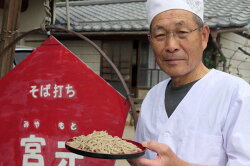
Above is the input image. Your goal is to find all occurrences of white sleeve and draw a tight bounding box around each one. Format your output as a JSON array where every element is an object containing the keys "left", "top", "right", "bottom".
[
  {"left": 134, "top": 90, "right": 152, "bottom": 143},
  {"left": 223, "top": 84, "right": 250, "bottom": 166},
  {"left": 133, "top": 89, "right": 158, "bottom": 159}
]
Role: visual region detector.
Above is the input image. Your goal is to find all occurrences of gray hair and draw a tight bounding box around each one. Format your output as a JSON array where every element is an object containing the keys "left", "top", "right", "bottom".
[{"left": 193, "top": 14, "right": 204, "bottom": 29}]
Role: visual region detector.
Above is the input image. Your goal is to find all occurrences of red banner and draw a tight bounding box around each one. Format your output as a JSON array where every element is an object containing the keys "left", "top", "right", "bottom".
[{"left": 0, "top": 36, "right": 130, "bottom": 166}]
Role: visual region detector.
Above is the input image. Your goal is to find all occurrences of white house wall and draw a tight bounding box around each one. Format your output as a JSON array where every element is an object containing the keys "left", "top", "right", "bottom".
[
  {"left": 19, "top": 0, "right": 46, "bottom": 32},
  {"left": 219, "top": 32, "right": 250, "bottom": 83},
  {"left": 60, "top": 40, "right": 101, "bottom": 75},
  {"left": 0, "top": 0, "right": 45, "bottom": 32},
  {"left": 21, "top": 36, "right": 101, "bottom": 75}
]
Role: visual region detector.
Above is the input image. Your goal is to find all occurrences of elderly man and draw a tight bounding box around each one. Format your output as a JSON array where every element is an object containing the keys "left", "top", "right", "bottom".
[{"left": 129, "top": 0, "right": 250, "bottom": 165}]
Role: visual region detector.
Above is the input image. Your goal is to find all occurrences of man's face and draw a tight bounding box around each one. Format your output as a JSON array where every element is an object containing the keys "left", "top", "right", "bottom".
[{"left": 149, "top": 9, "right": 209, "bottom": 78}]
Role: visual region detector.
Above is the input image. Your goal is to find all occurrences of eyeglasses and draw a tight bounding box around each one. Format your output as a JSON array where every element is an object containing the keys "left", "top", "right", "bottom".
[{"left": 148, "top": 27, "right": 201, "bottom": 43}]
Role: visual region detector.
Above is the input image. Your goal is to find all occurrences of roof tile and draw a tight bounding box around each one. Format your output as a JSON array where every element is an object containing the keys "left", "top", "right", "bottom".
[{"left": 55, "top": 0, "right": 250, "bottom": 32}]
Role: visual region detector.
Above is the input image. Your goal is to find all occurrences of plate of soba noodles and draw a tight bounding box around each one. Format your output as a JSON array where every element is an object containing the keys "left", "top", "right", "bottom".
[{"left": 65, "top": 130, "right": 146, "bottom": 159}]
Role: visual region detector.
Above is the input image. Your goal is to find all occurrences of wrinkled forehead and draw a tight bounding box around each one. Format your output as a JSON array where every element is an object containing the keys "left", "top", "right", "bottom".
[{"left": 151, "top": 21, "right": 187, "bottom": 31}]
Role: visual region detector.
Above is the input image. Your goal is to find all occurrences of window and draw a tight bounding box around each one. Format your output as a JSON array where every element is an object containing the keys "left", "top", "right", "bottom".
[
  {"left": 138, "top": 42, "right": 169, "bottom": 89},
  {"left": 101, "top": 41, "right": 132, "bottom": 96}
]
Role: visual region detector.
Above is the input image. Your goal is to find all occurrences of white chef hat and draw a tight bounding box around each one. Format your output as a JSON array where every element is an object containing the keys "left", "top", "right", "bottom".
[{"left": 146, "top": 0, "right": 204, "bottom": 25}]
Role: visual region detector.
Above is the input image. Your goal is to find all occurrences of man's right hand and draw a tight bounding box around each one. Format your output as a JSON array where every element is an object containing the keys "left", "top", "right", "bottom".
[{"left": 128, "top": 141, "right": 200, "bottom": 166}]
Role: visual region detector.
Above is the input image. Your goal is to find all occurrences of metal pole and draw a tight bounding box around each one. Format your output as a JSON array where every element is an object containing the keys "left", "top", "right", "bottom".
[{"left": 66, "top": 0, "right": 71, "bottom": 30}]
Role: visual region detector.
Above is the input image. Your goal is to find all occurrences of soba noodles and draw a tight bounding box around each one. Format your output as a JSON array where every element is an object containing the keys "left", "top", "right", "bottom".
[{"left": 67, "top": 131, "right": 141, "bottom": 154}]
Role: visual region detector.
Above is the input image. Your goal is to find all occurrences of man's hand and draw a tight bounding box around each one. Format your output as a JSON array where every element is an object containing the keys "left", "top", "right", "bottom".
[{"left": 128, "top": 141, "right": 199, "bottom": 166}]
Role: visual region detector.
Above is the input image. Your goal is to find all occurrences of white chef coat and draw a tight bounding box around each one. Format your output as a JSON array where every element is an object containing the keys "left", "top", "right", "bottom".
[{"left": 135, "top": 69, "right": 250, "bottom": 166}]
